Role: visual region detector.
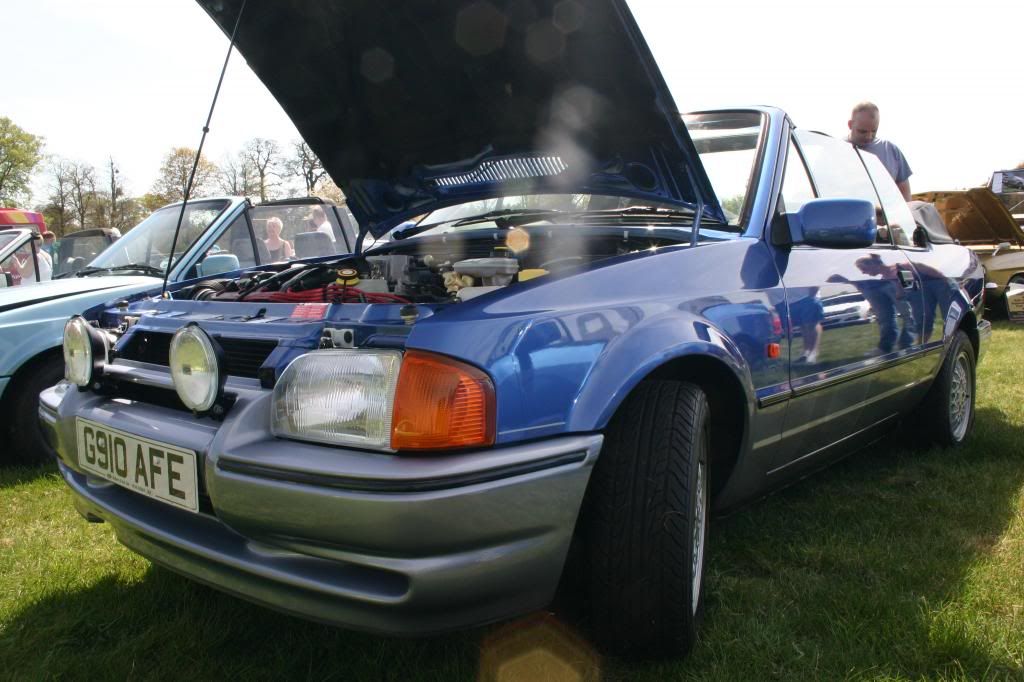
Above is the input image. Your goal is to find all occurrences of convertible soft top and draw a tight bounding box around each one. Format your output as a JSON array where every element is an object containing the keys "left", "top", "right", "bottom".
[{"left": 907, "top": 200, "right": 954, "bottom": 245}]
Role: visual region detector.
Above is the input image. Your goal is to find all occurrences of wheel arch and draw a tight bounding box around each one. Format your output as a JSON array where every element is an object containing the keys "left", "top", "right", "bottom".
[
  {"left": 2, "top": 345, "right": 64, "bottom": 403},
  {"left": 957, "top": 309, "right": 980, "bottom": 359},
  {"left": 591, "top": 353, "right": 749, "bottom": 497},
  {"left": 645, "top": 355, "right": 747, "bottom": 495}
]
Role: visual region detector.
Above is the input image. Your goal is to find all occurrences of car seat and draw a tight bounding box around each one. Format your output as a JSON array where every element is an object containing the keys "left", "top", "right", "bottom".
[
  {"left": 230, "top": 238, "right": 258, "bottom": 268},
  {"left": 294, "top": 231, "right": 334, "bottom": 258}
]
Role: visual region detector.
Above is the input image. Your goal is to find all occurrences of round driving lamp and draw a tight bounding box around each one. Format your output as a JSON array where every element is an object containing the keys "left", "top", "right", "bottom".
[
  {"left": 63, "top": 316, "right": 107, "bottom": 387},
  {"left": 169, "top": 324, "right": 224, "bottom": 412}
]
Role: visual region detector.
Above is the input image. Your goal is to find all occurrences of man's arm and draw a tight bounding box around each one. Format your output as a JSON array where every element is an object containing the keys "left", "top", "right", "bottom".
[{"left": 897, "top": 179, "right": 911, "bottom": 201}]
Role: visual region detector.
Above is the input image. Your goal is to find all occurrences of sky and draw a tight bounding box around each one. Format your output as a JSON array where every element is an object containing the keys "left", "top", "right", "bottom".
[{"left": 5, "top": 0, "right": 1023, "bottom": 204}]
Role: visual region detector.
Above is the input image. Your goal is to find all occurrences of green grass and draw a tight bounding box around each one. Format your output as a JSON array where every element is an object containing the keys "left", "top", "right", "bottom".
[{"left": 2, "top": 324, "right": 1023, "bottom": 680}]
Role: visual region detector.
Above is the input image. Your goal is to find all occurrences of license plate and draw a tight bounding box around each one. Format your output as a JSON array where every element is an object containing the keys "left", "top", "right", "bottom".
[{"left": 76, "top": 418, "right": 199, "bottom": 513}]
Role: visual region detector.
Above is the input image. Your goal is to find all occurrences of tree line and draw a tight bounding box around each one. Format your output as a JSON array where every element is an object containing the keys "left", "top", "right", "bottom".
[{"left": 0, "top": 116, "right": 340, "bottom": 237}]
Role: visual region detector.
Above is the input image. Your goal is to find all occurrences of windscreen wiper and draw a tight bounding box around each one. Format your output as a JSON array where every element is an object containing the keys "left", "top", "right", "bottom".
[
  {"left": 570, "top": 205, "right": 729, "bottom": 228},
  {"left": 76, "top": 263, "right": 165, "bottom": 277},
  {"left": 392, "top": 208, "right": 566, "bottom": 240},
  {"left": 577, "top": 206, "right": 695, "bottom": 219}
]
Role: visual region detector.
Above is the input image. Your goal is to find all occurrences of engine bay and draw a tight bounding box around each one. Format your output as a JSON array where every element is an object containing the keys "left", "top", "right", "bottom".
[{"left": 179, "top": 227, "right": 687, "bottom": 306}]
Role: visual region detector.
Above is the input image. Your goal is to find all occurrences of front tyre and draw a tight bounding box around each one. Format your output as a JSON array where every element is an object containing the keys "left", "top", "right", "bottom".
[
  {"left": 921, "top": 330, "right": 977, "bottom": 447},
  {"left": 582, "top": 380, "right": 710, "bottom": 658}
]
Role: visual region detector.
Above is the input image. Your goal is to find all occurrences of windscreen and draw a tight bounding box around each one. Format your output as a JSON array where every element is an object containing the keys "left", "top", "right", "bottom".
[
  {"left": 683, "top": 111, "right": 766, "bottom": 226},
  {"left": 89, "top": 200, "right": 230, "bottom": 271},
  {"left": 0, "top": 232, "right": 22, "bottom": 252}
]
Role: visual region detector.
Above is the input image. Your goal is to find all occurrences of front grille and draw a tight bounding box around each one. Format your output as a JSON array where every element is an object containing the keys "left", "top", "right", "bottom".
[
  {"left": 119, "top": 330, "right": 171, "bottom": 365},
  {"left": 118, "top": 331, "right": 277, "bottom": 379},
  {"left": 220, "top": 338, "right": 279, "bottom": 378}
]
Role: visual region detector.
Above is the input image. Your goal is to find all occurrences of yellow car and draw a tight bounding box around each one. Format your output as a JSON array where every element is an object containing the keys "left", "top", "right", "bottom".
[{"left": 914, "top": 187, "right": 1024, "bottom": 306}]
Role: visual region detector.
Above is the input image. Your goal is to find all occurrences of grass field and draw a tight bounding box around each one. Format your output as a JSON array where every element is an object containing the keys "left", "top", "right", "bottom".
[{"left": 2, "top": 324, "right": 1022, "bottom": 681}]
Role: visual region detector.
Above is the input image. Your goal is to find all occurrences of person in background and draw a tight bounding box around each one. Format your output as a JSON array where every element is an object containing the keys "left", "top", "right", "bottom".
[
  {"left": 309, "top": 205, "right": 335, "bottom": 242},
  {"left": 847, "top": 102, "right": 913, "bottom": 200},
  {"left": 263, "top": 217, "right": 294, "bottom": 261},
  {"left": 41, "top": 231, "right": 58, "bottom": 259},
  {"left": 12, "top": 241, "right": 52, "bottom": 283}
]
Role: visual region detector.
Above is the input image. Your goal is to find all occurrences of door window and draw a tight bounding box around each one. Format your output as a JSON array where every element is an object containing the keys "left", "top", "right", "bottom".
[
  {"left": 197, "top": 212, "right": 258, "bottom": 276},
  {"left": 861, "top": 152, "right": 916, "bottom": 247},
  {"left": 793, "top": 130, "right": 893, "bottom": 244},
  {"left": 793, "top": 131, "right": 880, "bottom": 204}
]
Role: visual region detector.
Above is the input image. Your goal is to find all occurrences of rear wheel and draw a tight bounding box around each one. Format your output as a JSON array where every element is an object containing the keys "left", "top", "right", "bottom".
[
  {"left": 917, "top": 330, "right": 976, "bottom": 447},
  {"left": 4, "top": 356, "right": 64, "bottom": 466},
  {"left": 582, "top": 380, "right": 710, "bottom": 658}
]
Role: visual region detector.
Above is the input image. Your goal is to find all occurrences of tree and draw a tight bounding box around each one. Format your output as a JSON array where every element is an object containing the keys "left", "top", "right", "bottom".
[
  {"left": 68, "top": 161, "right": 97, "bottom": 230},
  {"left": 152, "top": 147, "right": 217, "bottom": 203},
  {"left": 0, "top": 117, "right": 44, "bottom": 206},
  {"left": 43, "top": 157, "right": 74, "bottom": 236},
  {"left": 315, "top": 178, "right": 346, "bottom": 205},
  {"left": 117, "top": 197, "right": 148, "bottom": 233},
  {"left": 218, "top": 152, "right": 259, "bottom": 197},
  {"left": 242, "top": 138, "right": 281, "bottom": 202},
  {"left": 288, "top": 141, "right": 328, "bottom": 196},
  {"left": 139, "top": 193, "right": 168, "bottom": 214},
  {"left": 107, "top": 157, "right": 123, "bottom": 228}
]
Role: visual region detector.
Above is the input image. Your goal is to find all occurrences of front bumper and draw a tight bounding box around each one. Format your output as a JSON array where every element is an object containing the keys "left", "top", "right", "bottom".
[{"left": 40, "top": 367, "right": 602, "bottom": 635}]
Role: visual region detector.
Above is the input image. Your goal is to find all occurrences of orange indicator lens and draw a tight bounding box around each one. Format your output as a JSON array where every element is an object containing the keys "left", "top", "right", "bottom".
[{"left": 391, "top": 350, "right": 495, "bottom": 451}]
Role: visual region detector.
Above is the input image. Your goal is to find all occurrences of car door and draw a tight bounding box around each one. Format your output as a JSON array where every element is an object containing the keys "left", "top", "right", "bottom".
[
  {"left": 768, "top": 131, "right": 920, "bottom": 473},
  {"left": 0, "top": 232, "right": 47, "bottom": 287},
  {"left": 858, "top": 152, "right": 945, "bottom": 418}
]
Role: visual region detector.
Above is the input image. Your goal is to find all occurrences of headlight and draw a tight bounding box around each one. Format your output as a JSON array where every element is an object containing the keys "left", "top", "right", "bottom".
[
  {"left": 271, "top": 349, "right": 495, "bottom": 452},
  {"left": 272, "top": 350, "right": 402, "bottom": 450},
  {"left": 63, "top": 316, "right": 109, "bottom": 387},
  {"left": 169, "top": 324, "right": 223, "bottom": 412}
]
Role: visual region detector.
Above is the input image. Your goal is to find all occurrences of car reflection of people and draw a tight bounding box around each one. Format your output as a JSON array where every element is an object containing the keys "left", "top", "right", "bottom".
[
  {"left": 309, "top": 206, "right": 335, "bottom": 242},
  {"left": 263, "top": 217, "right": 294, "bottom": 261},
  {"left": 831, "top": 254, "right": 915, "bottom": 353},
  {"left": 906, "top": 260, "right": 953, "bottom": 344},
  {"left": 789, "top": 287, "right": 824, "bottom": 363}
]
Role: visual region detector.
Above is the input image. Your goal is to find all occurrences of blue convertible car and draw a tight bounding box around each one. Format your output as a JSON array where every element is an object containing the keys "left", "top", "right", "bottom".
[{"left": 43, "top": 0, "right": 988, "bottom": 658}]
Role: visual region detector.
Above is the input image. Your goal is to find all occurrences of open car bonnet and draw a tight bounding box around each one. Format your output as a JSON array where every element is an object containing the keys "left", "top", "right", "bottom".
[
  {"left": 914, "top": 188, "right": 1024, "bottom": 246},
  {"left": 195, "top": 0, "right": 724, "bottom": 238}
]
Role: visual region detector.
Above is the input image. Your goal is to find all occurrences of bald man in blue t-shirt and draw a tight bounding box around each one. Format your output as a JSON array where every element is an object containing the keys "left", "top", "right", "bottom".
[{"left": 847, "top": 101, "right": 913, "bottom": 200}]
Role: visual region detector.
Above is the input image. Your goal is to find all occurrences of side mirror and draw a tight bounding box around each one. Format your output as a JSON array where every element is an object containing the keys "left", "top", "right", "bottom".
[
  {"left": 788, "top": 198, "right": 877, "bottom": 249},
  {"left": 0, "top": 272, "right": 10, "bottom": 288},
  {"left": 992, "top": 241, "right": 1011, "bottom": 257},
  {"left": 197, "top": 253, "right": 241, "bottom": 277}
]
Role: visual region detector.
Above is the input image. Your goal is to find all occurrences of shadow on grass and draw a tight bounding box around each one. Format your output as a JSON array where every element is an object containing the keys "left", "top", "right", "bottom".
[
  {"left": 658, "top": 404, "right": 1024, "bottom": 680},
  {"left": 2, "top": 408, "right": 1021, "bottom": 680},
  {"left": 0, "top": 564, "right": 485, "bottom": 680},
  {"left": 0, "top": 461, "right": 59, "bottom": 490}
]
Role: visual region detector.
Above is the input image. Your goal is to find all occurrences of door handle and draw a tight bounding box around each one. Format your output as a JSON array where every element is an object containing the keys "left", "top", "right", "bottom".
[{"left": 898, "top": 270, "right": 916, "bottom": 289}]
